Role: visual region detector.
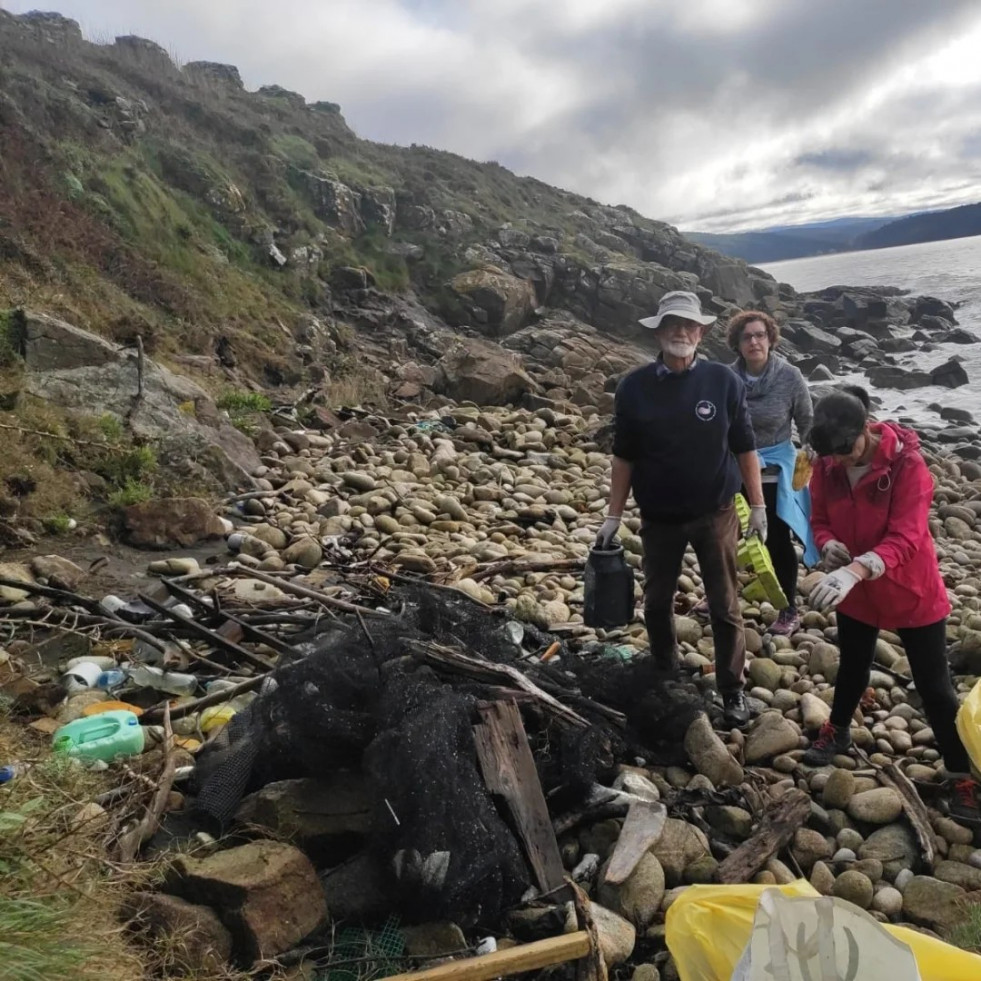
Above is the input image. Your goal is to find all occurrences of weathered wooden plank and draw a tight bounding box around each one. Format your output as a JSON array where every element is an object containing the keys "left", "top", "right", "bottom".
[
  {"left": 714, "top": 789, "right": 811, "bottom": 884},
  {"left": 473, "top": 699, "right": 566, "bottom": 895}
]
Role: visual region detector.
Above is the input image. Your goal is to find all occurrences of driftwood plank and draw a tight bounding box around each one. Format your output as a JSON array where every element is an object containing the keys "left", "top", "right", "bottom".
[
  {"left": 880, "top": 761, "right": 937, "bottom": 871},
  {"left": 714, "top": 789, "right": 811, "bottom": 884},
  {"left": 473, "top": 699, "right": 566, "bottom": 895},
  {"left": 604, "top": 800, "right": 667, "bottom": 885},
  {"left": 382, "top": 932, "right": 592, "bottom": 981}
]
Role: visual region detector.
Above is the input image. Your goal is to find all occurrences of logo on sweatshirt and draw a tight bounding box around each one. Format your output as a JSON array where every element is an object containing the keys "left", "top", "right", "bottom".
[{"left": 695, "top": 400, "right": 717, "bottom": 421}]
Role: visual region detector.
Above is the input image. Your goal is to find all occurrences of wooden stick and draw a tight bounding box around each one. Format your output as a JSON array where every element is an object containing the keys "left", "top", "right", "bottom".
[
  {"left": 471, "top": 557, "right": 585, "bottom": 583},
  {"left": 227, "top": 567, "right": 388, "bottom": 618},
  {"left": 162, "top": 580, "right": 296, "bottom": 655},
  {"left": 877, "top": 758, "right": 937, "bottom": 871},
  {"left": 136, "top": 592, "right": 276, "bottom": 671},
  {"left": 141, "top": 671, "right": 269, "bottom": 723},
  {"left": 414, "top": 642, "right": 591, "bottom": 729},
  {"left": 570, "top": 880, "right": 607, "bottom": 981},
  {"left": 115, "top": 703, "right": 177, "bottom": 862},
  {"left": 381, "top": 932, "right": 592, "bottom": 981},
  {"left": 715, "top": 789, "right": 811, "bottom": 884}
]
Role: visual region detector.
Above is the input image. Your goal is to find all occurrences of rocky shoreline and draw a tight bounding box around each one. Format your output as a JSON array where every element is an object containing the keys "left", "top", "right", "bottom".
[{"left": 6, "top": 354, "right": 981, "bottom": 975}]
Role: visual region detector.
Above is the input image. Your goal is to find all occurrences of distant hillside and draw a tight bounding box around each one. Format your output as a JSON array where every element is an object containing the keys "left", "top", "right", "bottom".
[
  {"left": 685, "top": 216, "right": 893, "bottom": 263},
  {"left": 854, "top": 202, "right": 981, "bottom": 250}
]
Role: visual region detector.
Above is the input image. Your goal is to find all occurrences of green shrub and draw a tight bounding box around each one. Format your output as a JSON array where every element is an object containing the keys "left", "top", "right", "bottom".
[
  {"left": 107, "top": 478, "right": 153, "bottom": 508},
  {"left": 215, "top": 390, "right": 272, "bottom": 413},
  {"left": 95, "top": 445, "right": 157, "bottom": 487}
]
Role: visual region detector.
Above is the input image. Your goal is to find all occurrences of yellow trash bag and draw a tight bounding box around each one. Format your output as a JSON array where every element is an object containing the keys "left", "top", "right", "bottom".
[
  {"left": 956, "top": 677, "right": 981, "bottom": 774},
  {"left": 665, "top": 881, "right": 981, "bottom": 981}
]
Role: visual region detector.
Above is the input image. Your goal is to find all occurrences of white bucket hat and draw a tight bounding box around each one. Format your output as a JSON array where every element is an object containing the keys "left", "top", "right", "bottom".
[{"left": 639, "top": 290, "right": 717, "bottom": 330}]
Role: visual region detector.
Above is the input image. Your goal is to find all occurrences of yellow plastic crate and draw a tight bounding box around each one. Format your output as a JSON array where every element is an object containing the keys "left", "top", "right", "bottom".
[{"left": 734, "top": 494, "right": 789, "bottom": 610}]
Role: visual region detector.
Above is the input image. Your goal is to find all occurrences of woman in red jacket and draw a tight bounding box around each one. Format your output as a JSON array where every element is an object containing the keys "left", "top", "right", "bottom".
[{"left": 803, "top": 388, "right": 979, "bottom": 826}]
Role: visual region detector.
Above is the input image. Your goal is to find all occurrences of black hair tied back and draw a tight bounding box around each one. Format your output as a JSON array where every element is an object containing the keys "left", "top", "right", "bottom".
[{"left": 809, "top": 388, "right": 868, "bottom": 456}]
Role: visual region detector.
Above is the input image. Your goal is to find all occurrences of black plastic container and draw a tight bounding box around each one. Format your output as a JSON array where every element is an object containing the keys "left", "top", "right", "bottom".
[{"left": 583, "top": 543, "right": 635, "bottom": 628}]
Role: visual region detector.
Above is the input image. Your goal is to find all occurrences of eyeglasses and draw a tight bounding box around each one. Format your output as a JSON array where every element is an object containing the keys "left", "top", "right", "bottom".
[{"left": 741, "top": 331, "right": 768, "bottom": 343}]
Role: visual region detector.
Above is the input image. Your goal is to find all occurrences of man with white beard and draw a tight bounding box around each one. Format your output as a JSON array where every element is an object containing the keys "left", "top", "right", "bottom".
[{"left": 595, "top": 291, "right": 765, "bottom": 726}]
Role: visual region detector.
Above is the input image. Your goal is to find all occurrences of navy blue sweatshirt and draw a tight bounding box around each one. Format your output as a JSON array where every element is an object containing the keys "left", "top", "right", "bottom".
[{"left": 612, "top": 358, "right": 756, "bottom": 521}]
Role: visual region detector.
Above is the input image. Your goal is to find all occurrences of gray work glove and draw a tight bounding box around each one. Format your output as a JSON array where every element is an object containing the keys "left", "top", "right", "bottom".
[
  {"left": 747, "top": 505, "right": 768, "bottom": 543},
  {"left": 821, "top": 540, "right": 852, "bottom": 571},
  {"left": 594, "top": 515, "right": 622, "bottom": 549},
  {"left": 809, "top": 568, "right": 861, "bottom": 611}
]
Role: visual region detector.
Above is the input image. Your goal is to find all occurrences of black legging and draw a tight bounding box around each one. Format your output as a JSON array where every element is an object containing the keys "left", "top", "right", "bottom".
[
  {"left": 831, "top": 611, "right": 971, "bottom": 774},
  {"left": 757, "top": 481, "right": 799, "bottom": 609}
]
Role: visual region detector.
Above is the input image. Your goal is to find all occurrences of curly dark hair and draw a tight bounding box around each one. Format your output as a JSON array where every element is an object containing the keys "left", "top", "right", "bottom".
[{"left": 727, "top": 310, "right": 780, "bottom": 353}]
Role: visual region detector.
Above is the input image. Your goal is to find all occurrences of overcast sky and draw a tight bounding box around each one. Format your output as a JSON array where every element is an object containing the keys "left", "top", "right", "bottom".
[{"left": 5, "top": 0, "right": 981, "bottom": 231}]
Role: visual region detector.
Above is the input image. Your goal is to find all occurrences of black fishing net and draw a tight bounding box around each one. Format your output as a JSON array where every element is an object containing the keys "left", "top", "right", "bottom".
[{"left": 188, "top": 580, "right": 708, "bottom": 923}]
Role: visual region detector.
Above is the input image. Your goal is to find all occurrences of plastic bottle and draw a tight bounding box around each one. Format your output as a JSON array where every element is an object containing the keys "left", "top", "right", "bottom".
[
  {"left": 0, "top": 762, "right": 32, "bottom": 785},
  {"left": 124, "top": 664, "right": 198, "bottom": 697},
  {"left": 96, "top": 669, "right": 128, "bottom": 690}
]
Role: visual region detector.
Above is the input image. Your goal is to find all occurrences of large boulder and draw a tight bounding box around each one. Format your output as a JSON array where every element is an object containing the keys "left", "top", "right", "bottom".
[
  {"left": 170, "top": 841, "right": 327, "bottom": 962},
  {"left": 866, "top": 365, "right": 932, "bottom": 390},
  {"left": 435, "top": 338, "right": 539, "bottom": 405},
  {"left": 235, "top": 776, "right": 371, "bottom": 859},
  {"left": 18, "top": 312, "right": 259, "bottom": 489},
  {"left": 123, "top": 497, "right": 226, "bottom": 548},
  {"left": 930, "top": 358, "right": 969, "bottom": 388},
  {"left": 781, "top": 320, "right": 841, "bottom": 356},
  {"left": 447, "top": 266, "right": 537, "bottom": 337}
]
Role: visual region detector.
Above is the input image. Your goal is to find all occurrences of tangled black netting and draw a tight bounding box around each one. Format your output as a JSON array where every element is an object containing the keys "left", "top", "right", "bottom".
[{"left": 189, "top": 582, "right": 706, "bottom": 924}]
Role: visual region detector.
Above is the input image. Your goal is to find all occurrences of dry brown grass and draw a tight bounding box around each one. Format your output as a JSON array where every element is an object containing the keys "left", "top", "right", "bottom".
[{"left": 0, "top": 712, "right": 148, "bottom": 980}]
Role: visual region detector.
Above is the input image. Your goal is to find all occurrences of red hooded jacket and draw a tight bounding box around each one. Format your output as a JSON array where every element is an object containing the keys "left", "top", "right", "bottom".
[{"left": 810, "top": 421, "right": 950, "bottom": 629}]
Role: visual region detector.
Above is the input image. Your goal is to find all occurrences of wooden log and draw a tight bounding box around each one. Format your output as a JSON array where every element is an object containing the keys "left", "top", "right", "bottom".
[
  {"left": 473, "top": 700, "right": 567, "bottom": 895},
  {"left": 604, "top": 800, "right": 667, "bottom": 885},
  {"left": 714, "top": 789, "right": 811, "bottom": 884},
  {"left": 382, "top": 932, "right": 592, "bottom": 981}
]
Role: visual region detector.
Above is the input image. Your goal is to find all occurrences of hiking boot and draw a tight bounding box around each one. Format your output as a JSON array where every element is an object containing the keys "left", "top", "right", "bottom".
[
  {"left": 768, "top": 607, "right": 801, "bottom": 637},
  {"left": 802, "top": 721, "right": 852, "bottom": 766},
  {"left": 723, "top": 690, "right": 751, "bottom": 727},
  {"left": 947, "top": 775, "right": 981, "bottom": 828}
]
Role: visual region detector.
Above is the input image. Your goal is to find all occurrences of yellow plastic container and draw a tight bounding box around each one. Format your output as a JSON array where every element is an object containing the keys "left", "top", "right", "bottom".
[
  {"left": 200, "top": 704, "right": 237, "bottom": 733},
  {"left": 734, "top": 494, "right": 788, "bottom": 610}
]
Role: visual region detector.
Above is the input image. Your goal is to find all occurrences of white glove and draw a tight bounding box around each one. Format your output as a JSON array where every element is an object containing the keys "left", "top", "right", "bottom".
[
  {"left": 809, "top": 568, "right": 861, "bottom": 611},
  {"left": 594, "top": 515, "right": 622, "bottom": 549},
  {"left": 747, "top": 505, "right": 768, "bottom": 543},
  {"left": 821, "top": 540, "right": 852, "bottom": 571}
]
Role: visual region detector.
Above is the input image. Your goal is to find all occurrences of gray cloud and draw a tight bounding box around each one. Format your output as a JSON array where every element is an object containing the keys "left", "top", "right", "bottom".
[{"left": 3, "top": 0, "right": 981, "bottom": 231}]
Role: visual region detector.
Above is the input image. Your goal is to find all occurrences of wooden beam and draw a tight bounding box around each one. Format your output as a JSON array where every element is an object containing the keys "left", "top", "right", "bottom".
[
  {"left": 473, "top": 700, "right": 567, "bottom": 896},
  {"left": 714, "top": 789, "right": 811, "bottom": 884},
  {"left": 382, "top": 932, "right": 592, "bottom": 981}
]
